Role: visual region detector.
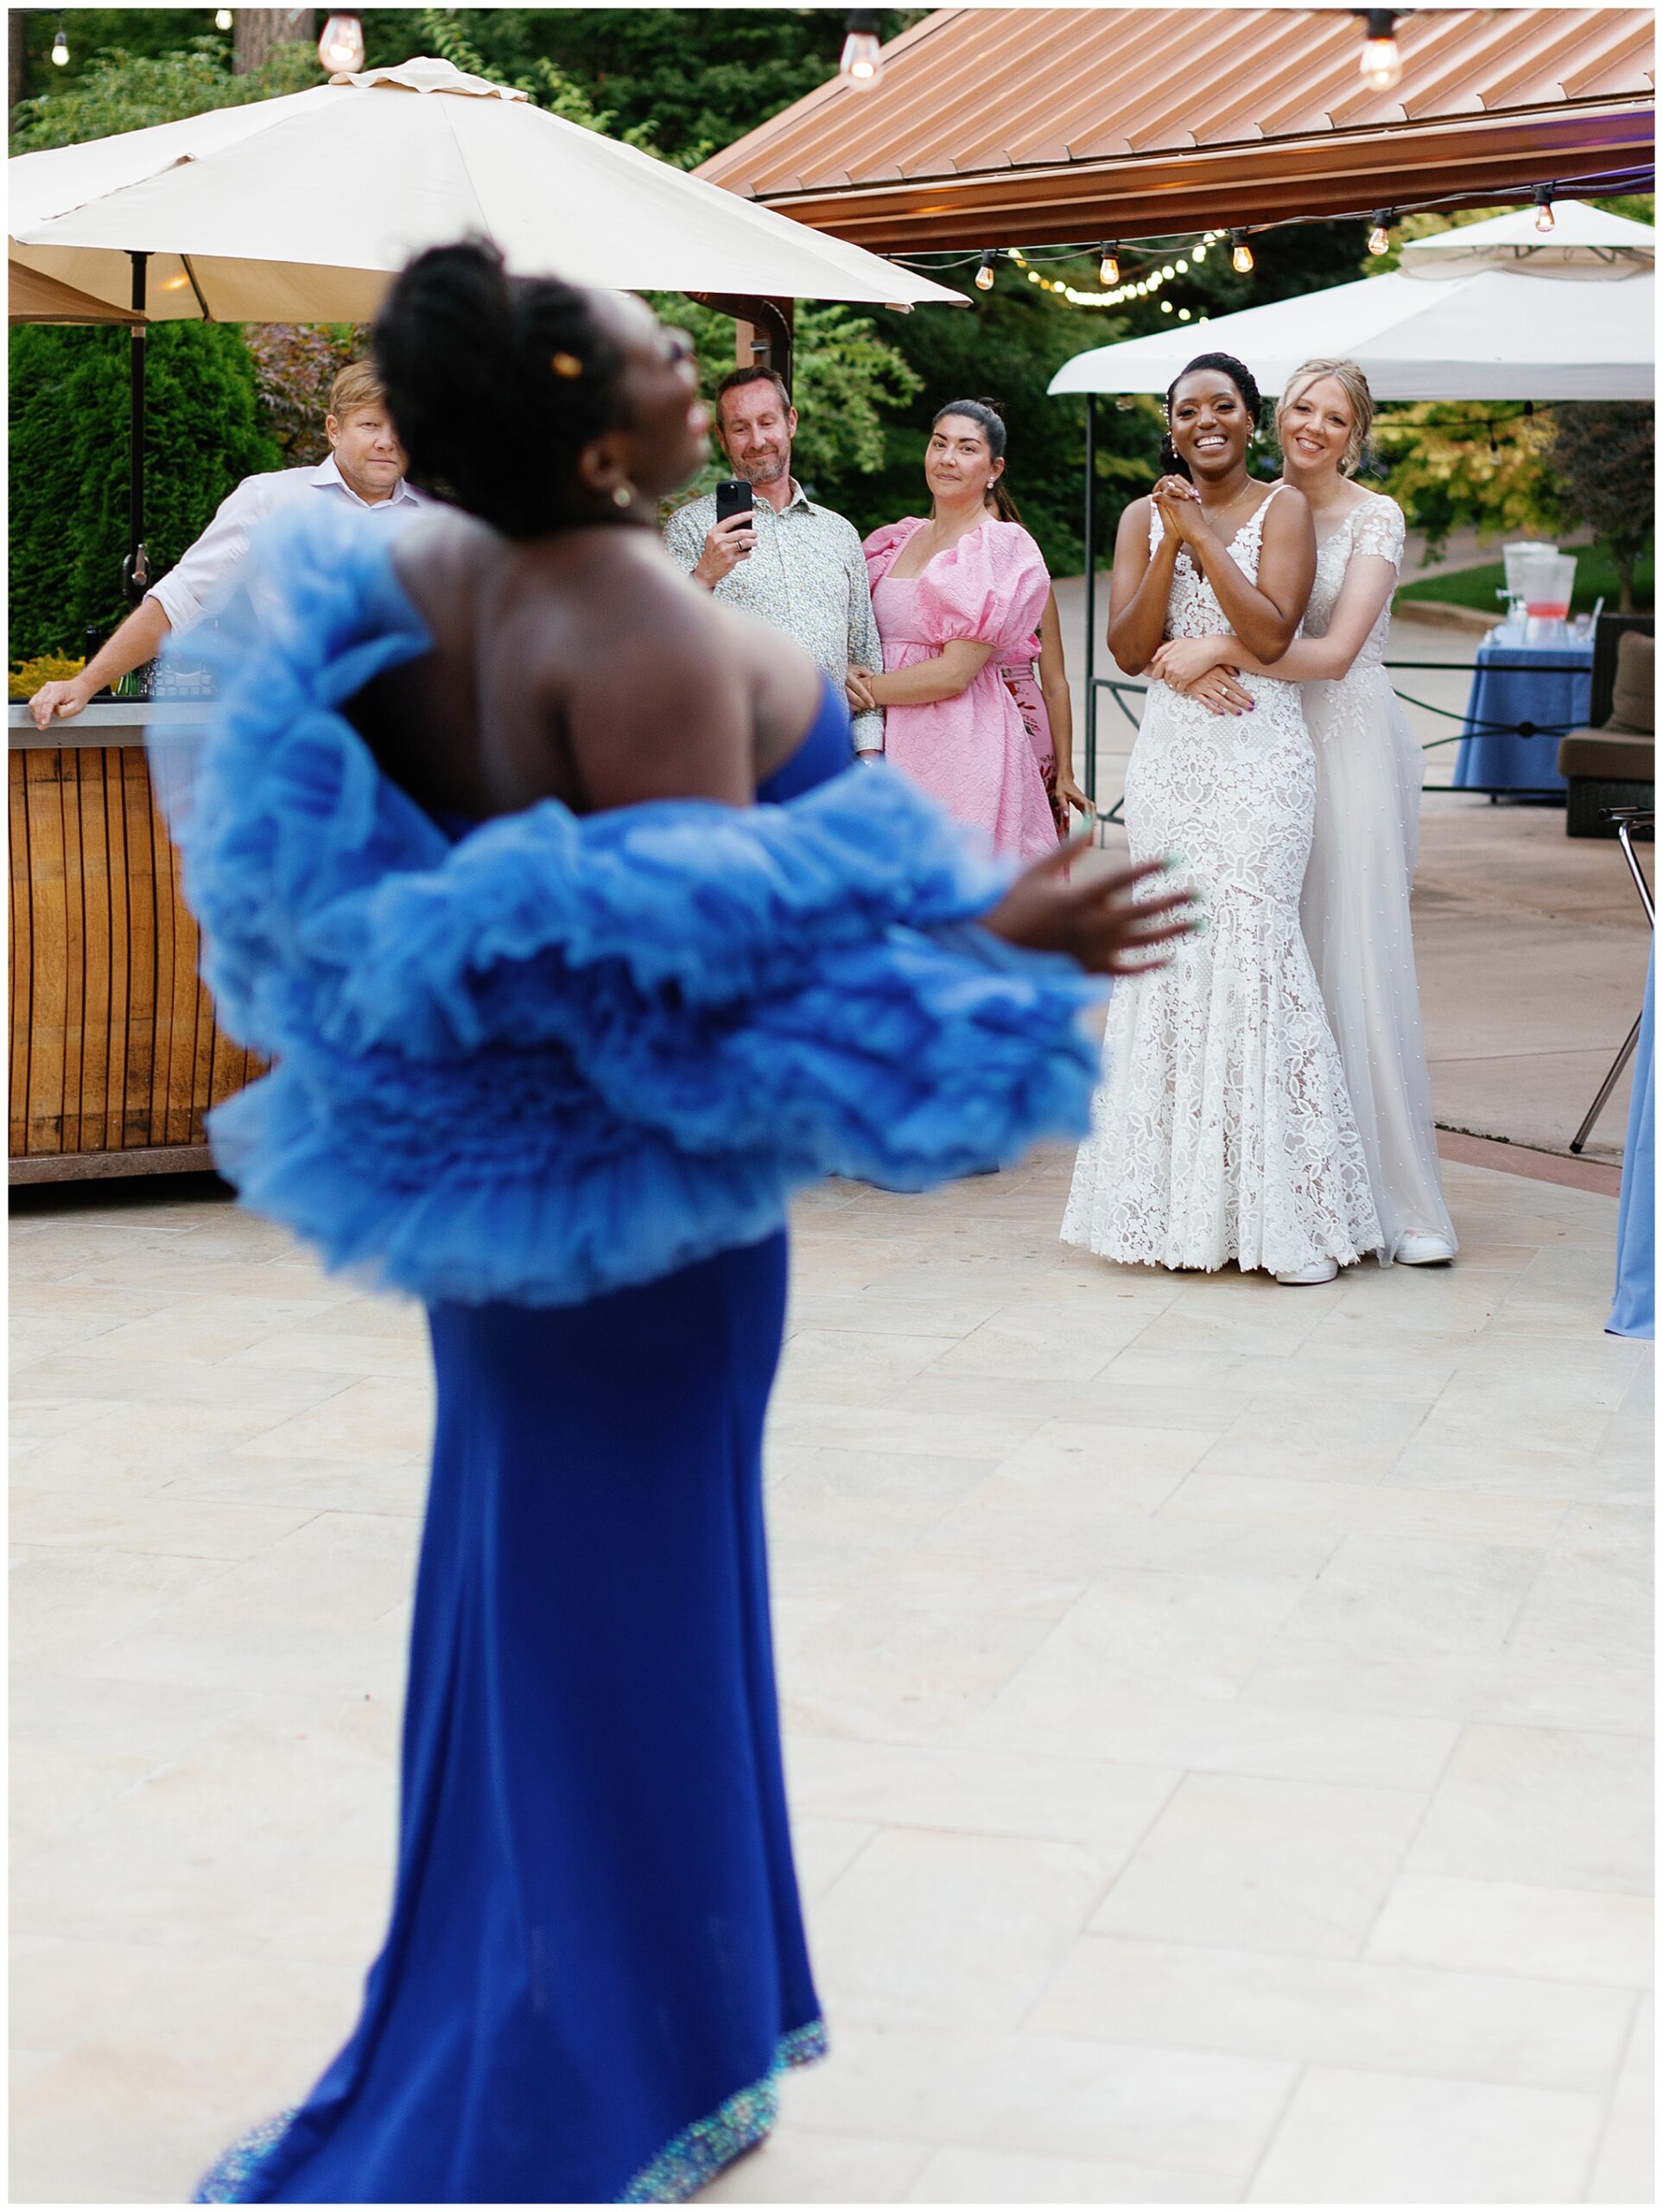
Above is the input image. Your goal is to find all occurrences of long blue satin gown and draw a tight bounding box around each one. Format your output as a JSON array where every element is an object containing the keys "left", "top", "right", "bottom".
[{"left": 200, "top": 699, "right": 850, "bottom": 2204}]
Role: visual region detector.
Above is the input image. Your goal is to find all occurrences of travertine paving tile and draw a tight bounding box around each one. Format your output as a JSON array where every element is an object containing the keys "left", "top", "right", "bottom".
[
  {"left": 701, "top": 2126, "right": 932, "bottom": 2202},
  {"left": 1406, "top": 1724, "right": 1653, "bottom": 1894},
  {"left": 781, "top": 2019, "right": 1296, "bottom": 2177},
  {"left": 784, "top": 1736, "right": 1177, "bottom": 1847},
  {"left": 807, "top": 1827, "right": 1127, "bottom": 2029},
  {"left": 1245, "top": 2064, "right": 1607, "bottom": 2202},
  {"left": 904, "top": 2142, "right": 1241, "bottom": 2201},
  {"left": 1086, "top": 1771, "right": 1426, "bottom": 1958},
  {"left": 1365, "top": 1872, "right": 1653, "bottom": 1987},
  {"left": 1030, "top": 1931, "right": 1634, "bottom": 2091}
]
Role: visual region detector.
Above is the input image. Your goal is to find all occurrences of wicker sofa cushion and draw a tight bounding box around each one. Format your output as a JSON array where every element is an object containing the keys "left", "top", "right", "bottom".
[
  {"left": 1611, "top": 631, "right": 1654, "bottom": 735},
  {"left": 1558, "top": 728, "right": 1654, "bottom": 782}
]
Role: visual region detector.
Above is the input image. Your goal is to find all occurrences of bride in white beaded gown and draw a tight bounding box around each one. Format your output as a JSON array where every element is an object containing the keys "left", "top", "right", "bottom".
[
  {"left": 1148, "top": 359, "right": 1456, "bottom": 1267},
  {"left": 1063, "top": 353, "right": 1380, "bottom": 1284}
]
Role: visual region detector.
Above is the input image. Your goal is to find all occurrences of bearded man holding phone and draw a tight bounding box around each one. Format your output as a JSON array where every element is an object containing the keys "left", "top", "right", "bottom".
[{"left": 663, "top": 365, "right": 885, "bottom": 757}]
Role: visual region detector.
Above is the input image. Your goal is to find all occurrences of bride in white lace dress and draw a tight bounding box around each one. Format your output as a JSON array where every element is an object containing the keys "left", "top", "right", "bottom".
[
  {"left": 1150, "top": 359, "right": 1456, "bottom": 1266},
  {"left": 1062, "top": 353, "right": 1381, "bottom": 1283}
]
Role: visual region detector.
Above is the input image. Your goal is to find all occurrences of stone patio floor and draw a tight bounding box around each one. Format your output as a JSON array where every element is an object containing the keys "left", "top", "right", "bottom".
[{"left": 10, "top": 1130, "right": 1653, "bottom": 2202}]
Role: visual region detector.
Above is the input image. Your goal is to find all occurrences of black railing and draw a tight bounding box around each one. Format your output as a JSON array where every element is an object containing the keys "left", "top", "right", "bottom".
[{"left": 1080, "top": 652, "right": 1592, "bottom": 825}]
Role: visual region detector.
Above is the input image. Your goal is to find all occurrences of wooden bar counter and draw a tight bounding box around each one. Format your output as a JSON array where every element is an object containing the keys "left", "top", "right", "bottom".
[{"left": 9, "top": 703, "right": 260, "bottom": 1183}]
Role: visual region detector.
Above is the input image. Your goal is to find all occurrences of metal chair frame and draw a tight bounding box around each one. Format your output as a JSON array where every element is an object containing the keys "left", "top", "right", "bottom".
[{"left": 1570, "top": 807, "right": 1654, "bottom": 1154}]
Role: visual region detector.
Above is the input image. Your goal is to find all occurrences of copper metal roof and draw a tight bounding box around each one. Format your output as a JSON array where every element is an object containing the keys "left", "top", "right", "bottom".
[{"left": 698, "top": 8, "right": 1655, "bottom": 251}]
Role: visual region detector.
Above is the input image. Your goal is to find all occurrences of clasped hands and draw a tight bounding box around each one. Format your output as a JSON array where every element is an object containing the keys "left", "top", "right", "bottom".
[
  {"left": 1148, "top": 632, "right": 1255, "bottom": 718},
  {"left": 845, "top": 664, "right": 879, "bottom": 715}
]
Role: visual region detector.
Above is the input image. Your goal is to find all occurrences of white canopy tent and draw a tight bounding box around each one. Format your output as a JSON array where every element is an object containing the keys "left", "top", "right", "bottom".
[
  {"left": 1050, "top": 204, "right": 1655, "bottom": 404},
  {"left": 9, "top": 56, "right": 963, "bottom": 316}
]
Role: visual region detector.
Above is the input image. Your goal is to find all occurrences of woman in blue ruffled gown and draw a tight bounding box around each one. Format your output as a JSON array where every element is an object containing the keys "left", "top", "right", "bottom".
[{"left": 171, "top": 244, "right": 1194, "bottom": 2206}]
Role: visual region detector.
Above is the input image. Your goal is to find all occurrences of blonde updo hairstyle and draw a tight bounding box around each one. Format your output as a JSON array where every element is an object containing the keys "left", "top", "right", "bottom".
[{"left": 1277, "top": 358, "right": 1374, "bottom": 477}]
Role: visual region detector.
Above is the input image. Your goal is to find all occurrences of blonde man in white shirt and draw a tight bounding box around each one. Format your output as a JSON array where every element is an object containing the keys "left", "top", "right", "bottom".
[{"left": 28, "top": 360, "right": 429, "bottom": 728}]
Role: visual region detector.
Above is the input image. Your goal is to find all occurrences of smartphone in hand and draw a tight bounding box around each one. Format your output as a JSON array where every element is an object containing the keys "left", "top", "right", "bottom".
[{"left": 714, "top": 479, "right": 755, "bottom": 526}]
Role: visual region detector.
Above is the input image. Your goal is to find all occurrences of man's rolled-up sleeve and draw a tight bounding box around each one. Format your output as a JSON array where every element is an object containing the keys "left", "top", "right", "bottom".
[{"left": 144, "top": 474, "right": 271, "bottom": 634}]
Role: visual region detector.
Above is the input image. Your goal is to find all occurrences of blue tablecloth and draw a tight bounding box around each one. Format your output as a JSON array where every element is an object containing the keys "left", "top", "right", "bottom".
[
  {"left": 1452, "top": 628, "right": 1593, "bottom": 793},
  {"left": 1608, "top": 944, "right": 1653, "bottom": 1339}
]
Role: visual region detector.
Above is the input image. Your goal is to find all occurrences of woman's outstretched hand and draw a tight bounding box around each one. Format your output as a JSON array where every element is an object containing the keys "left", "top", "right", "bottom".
[{"left": 983, "top": 842, "right": 1199, "bottom": 978}]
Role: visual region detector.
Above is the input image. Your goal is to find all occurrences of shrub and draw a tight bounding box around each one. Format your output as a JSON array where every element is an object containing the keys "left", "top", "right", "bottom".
[
  {"left": 9, "top": 321, "right": 280, "bottom": 661},
  {"left": 9, "top": 653, "right": 85, "bottom": 701}
]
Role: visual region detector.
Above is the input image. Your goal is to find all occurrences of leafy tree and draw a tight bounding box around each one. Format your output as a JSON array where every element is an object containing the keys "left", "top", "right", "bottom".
[
  {"left": 1548, "top": 404, "right": 1654, "bottom": 611},
  {"left": 10, "top": 321, "right": 278, "bottom": 658},
  {"left": 246, "top": 323, "right": 371, "bottom": 462},
  {"left": 406, "top": 8, "right": 644, "bottom": 142},
  {"left": 1372, "top": 403, "right": 1558, "bottom": 559},
  {"left": 10, "top": 9, "right": 230, "bottom": 119},
  {"left": 10, "top": 30, "right": 315, "bottom": 147},
  {"left": 362, "top": 8, "right": 922, "bottom": 168}
]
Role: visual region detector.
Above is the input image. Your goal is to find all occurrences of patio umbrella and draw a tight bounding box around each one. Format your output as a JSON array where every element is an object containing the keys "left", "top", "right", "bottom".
[
  {"left": 1050, "top": 203, "right": 1655, "bottom": 404},
  {"left": 10, "top": 55, "right": 963, "bottom": 594},
  {"left": 8, "top": 262, "right": 146, "bottom": 323},
  {"left": 9, "top": 55, "right": 963, "bottom": 317}
]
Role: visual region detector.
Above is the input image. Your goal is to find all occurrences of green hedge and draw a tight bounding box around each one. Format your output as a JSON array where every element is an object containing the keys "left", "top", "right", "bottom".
[{"left": 9, "top": 321, "right": 279, "bottom": 662}]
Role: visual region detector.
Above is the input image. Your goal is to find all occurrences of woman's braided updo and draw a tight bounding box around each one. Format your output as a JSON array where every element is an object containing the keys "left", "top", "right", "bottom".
[
  {"left": 373, "top": 240, "right": 627, "bottom": 538},
  {"left": 1159, "top": 351, "right": 1263, "bottom": 480}
]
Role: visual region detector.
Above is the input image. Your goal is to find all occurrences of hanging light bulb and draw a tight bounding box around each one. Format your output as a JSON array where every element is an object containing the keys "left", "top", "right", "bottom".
[
  {"left": 215, "top": 7, "right": 233, "bottom": 27},
  {"left": 317, "top": 13, "right": 365, "bottom": 73},
  {"left": 1230, "top": 232, "right": 1254, "bottom": 275},
  {"left": 1357, "top": 9, "right": 1402, "bottom": 92},
  {"left": 974, "top": 250, "right": 997, "bottom": 292},
  {"left": 1098, "top": 244, "right": 1120, "bottom": 286},
  {"left": 1533, "top": 187, "right": 1557, "bottom": 233},
  {"left": 839, "top": 11, "right": 883, "bottom": 87},
  {"left": 50, "top": 16, "right": 69, "bottom": 65},
  {"left": 1368, "top": 212, "right": 1393, "bottom": 256}
]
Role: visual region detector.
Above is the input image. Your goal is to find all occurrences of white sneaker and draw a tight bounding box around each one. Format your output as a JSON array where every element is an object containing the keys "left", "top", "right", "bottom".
[
  {"left": 1394, "top": 1231, "right": 1457, "bottom": 1266},
  {"left": 1274, "top": 1257, "right": 1338, "bottom": 1286}
]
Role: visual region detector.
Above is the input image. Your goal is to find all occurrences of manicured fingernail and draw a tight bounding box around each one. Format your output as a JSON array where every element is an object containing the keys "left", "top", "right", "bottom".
[{"left": 1164, "top": 850, "right": 1186, "bottom": 868}]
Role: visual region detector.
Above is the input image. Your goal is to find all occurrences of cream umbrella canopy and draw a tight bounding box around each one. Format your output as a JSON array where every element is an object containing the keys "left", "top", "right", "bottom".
[
  {"left": 7, "top": 262, "right": 146, "bottom": 323},
  {"left": 9, "top": 56, "right": 965, "bottom": 317}
]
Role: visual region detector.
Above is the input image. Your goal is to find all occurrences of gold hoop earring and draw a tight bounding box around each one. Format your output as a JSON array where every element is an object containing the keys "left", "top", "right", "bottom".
[{"left": 612, "top": 483, "right": 635, "bottom": 509}]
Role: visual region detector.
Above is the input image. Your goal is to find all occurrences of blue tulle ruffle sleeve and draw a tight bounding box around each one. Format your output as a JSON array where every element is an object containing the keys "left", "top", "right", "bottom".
[{"left": 153, "top": 505, "right": 1104, "bottom": 1307}]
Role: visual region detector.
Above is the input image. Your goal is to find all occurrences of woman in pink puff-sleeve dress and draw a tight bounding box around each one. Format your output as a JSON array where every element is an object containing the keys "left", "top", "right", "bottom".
[{"left": 856, "top": 401, "right": 1060, "bottom": 862}]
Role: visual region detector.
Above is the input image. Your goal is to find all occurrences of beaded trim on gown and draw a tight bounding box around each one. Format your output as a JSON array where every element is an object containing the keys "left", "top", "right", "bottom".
[
  {"left": 1062, "top": 488, "right": 1381, "bottom": 1275},
  {"left": 1298, "top": 493, "right": 1456, "bottom": 1262}
]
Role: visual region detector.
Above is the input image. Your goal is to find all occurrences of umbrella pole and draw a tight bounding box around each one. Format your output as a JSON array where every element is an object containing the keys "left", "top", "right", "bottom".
[
  {"left": 123, "top": 250, "right": 149, "bottom": 605},
  {"left": 1082, "top": 393, "right": 1096, "bottom": 809}
]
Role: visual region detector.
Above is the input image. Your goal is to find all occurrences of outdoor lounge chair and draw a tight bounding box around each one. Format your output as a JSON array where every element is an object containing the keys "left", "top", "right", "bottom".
[{"left": 1558, "top": 616, "right": 1654, "bottom": 839}]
